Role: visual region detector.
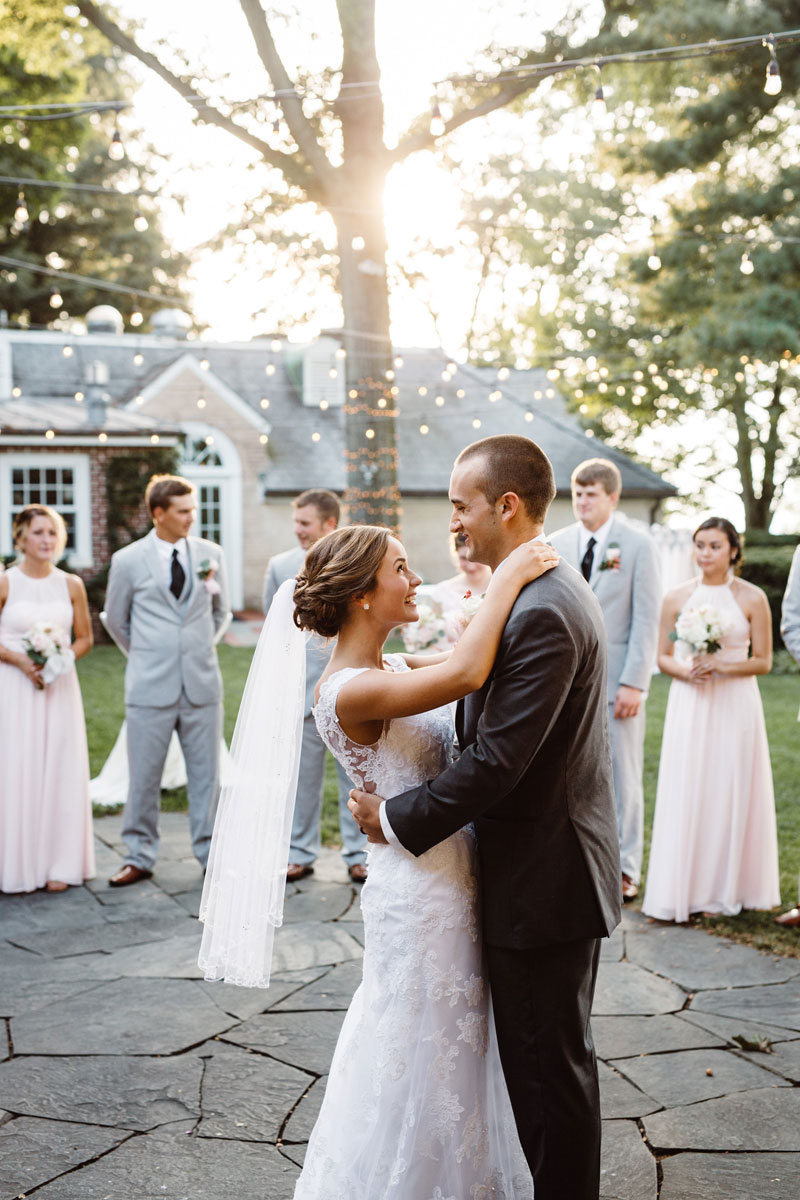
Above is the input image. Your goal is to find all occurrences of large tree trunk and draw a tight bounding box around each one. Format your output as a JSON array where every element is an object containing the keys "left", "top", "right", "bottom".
[
  {"left": 729, "top": 383, "right": 779, "bottom": 534},
  {"left": 333, "top": 0, "right": 398, "bottom": 530}
]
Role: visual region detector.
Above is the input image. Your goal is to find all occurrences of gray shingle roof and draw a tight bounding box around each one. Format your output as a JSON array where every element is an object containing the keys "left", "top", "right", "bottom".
[{"left": 4, "top": 333, "right": 675, "bottom": 496}]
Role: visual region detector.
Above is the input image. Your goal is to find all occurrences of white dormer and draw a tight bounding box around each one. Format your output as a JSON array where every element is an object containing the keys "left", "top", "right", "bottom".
[{"left": 298, "top": 336, "right": 346, "bottom": 408}]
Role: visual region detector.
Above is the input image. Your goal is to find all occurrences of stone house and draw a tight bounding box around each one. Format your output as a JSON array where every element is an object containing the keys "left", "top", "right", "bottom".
[{"left": 0, "top": 307, "right": 675, "bottom": 610}]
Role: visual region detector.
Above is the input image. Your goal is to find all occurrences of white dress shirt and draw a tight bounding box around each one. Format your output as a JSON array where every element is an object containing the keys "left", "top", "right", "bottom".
[
  {"left": 578, "top": 515, "right": 614, "bottom": 573},
  {"left": 154, "top": 533, "right": 190, "bottom": 594}
]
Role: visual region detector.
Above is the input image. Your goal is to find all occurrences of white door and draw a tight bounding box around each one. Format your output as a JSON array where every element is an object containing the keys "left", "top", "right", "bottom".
[{"left": 180, "top": 424, "right": 243, "bottom": 609}]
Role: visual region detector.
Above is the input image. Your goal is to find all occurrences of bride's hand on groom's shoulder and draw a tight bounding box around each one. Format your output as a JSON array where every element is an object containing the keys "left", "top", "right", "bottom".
[
  {"left": 499, "top": 541, "right": 559, "bottom": 587},
  {"left": 348, "top": 789, "right": 388, "bottom": 843}
]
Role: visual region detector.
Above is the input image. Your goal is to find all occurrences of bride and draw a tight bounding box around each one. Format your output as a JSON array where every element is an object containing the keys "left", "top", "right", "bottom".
[{"left": 200, "top": 524, "right": 558, "bottom": 1198}]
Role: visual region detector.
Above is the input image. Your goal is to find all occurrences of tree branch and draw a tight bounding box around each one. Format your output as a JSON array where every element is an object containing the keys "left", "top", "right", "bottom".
[
  {"left": 76, "top": 1, "right": 314, "bottom": 192},
  {"left": 390, "top": 67, "right": 563, "bottom": 166},
  {"left": 238, "top": 0, "right": 336, "bottom": 192}
]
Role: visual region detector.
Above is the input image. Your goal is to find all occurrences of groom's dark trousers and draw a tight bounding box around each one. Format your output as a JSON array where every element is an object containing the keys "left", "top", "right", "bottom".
[
  {"left": 386, "top": 563, "right": 621, "bottom": 1200},
  {"left": 488, "top": 938, "right": 602, "bottom": 1199}
]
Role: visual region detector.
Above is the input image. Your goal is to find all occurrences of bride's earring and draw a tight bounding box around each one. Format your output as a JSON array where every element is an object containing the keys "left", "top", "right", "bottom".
[{"left": 363, "top": 602, "right": 370, "bottom": 611}]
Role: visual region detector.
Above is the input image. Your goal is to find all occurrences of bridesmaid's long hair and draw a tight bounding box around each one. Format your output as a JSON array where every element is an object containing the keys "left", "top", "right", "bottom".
[
  {"left": 12, "top": 504, "right": 68, "bottom": 562},
  {"left": 693, "top": 516, "right": 743, "bottom": 573}
]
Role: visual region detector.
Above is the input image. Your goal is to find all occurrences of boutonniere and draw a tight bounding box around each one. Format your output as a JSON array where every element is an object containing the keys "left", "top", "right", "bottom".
[
  {"left": 461, "top": 589, "right": 484, "bottom": 624},
  {"left": 598, "top": 543, "right": 621, "bottom": 572},
  {"left": 198, "top": 558, "right": 221, "bottom": 594}
]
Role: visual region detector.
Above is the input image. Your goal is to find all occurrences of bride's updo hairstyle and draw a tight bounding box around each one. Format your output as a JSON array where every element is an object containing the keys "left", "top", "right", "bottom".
[
  {"left": 294, "top": 524, "right": 392, "bottom": 638},
  {"left": 693, "top": 516, "right": 743, "bottom": 572}
]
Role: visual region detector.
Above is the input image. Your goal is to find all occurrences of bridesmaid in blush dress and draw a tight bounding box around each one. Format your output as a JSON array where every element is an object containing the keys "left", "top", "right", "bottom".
[
  {"left": 643, "top": 517, "right": 780, "bottom": 923},
  {"left": 0, "top": 505, "right": 95, "bottom": 893}
]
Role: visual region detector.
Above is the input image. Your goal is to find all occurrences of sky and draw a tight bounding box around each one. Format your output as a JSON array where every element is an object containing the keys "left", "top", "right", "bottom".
[
  {"left": 84, "top": 2, "right": 797, "bottom": 531},
  {"left": 114, "top": 0, "right": 580, "bottom": 346}
]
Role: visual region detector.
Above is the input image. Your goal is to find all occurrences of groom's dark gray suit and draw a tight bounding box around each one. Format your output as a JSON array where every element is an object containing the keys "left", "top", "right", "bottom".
[{"left": 385, "top": 559, "right": 620, "bottom": 1200}]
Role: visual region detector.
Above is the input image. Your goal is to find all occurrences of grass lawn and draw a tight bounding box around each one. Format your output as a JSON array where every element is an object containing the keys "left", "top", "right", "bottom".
[{"left": 80, "top": 647, "right": 800, "bottom": 955}]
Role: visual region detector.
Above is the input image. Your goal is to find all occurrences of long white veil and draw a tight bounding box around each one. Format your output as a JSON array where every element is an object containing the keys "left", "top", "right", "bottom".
[{"left": 198, "top": 578, "right": 306, "bottom": 987}]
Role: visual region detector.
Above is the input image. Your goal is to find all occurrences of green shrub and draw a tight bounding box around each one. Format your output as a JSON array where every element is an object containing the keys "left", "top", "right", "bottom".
[{"left": 740, "top": 542, "right": 798, "bottom": 650}]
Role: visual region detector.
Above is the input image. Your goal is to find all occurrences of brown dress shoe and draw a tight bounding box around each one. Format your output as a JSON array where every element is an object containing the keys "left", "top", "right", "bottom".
[
  {"left": 286, "top": 862, "right": 314, "bottom": 882},
  {"left": 621, "top": 874, "right": 639, "bottom": 902},
  {"left": 348, "top": 863, "right": 368, "bottom": 884},
  {"left": 108, "top": 864, "right": 153, "bottom": 888},
  {"left": 775, "top": 906, "right": 800, "bottom": 927}
]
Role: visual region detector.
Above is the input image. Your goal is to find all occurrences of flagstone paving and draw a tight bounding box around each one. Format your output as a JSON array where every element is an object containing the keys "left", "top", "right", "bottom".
[{"left": 2, "top": 811, "right": 800, "bottom": 1199}]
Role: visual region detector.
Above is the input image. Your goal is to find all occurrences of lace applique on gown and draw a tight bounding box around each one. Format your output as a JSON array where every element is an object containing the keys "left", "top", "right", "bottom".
[{"left": 293, "top": 654, "right": 533, "bottom": 1199}]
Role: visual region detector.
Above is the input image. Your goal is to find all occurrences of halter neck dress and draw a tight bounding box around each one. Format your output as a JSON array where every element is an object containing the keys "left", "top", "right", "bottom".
[
  {"left": 0, "top": 566, "right": 94, "bottom": 892},
  {"left": 642, "top": 579, "right": 780, "bottom": 922}
]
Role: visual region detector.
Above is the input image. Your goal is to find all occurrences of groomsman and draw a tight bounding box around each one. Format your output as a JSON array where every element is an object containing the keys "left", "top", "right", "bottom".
[
  {"left": 550, "top": 458, "right": 661, "bottom": 901},
  {"left": 104, "top": 475, "right": 231, "bottom": 885},
  {"left": 263, "top": 489, "right": 367, "bottom": 883},
  {"left": 775, "top": 544, "right": 800, "bottom": 927}
]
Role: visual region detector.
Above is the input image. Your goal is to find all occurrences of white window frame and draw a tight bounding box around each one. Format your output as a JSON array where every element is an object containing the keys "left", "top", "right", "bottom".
[
  {"left": 0, "top": 453, "right": 92, "bottom": 567},
  {"left": 179, "top": 423, "right": 243, "bottom": 609}
]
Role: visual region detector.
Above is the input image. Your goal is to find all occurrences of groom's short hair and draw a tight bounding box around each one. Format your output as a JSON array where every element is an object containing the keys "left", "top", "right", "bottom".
[{"left": 456, "top": 435, "right": 556, "bottom": 523}]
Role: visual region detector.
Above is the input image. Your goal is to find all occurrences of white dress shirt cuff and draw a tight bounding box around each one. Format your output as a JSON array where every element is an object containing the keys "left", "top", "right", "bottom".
[{"left": 379, "top": 801, "right": 405, "bottom": 850}]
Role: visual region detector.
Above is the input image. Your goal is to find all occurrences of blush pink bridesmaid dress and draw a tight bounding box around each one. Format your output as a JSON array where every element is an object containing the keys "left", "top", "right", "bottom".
[
  {"left": 0, "top": 566, "right": 95, "bottom": 892},
  {"left": 643, "top": 579, "right": 780, "bottom": 922}
]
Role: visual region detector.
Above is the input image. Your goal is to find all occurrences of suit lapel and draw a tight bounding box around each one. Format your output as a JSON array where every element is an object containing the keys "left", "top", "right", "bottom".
[{"left": 591, "top": 515, "right": 621, "bottom": 591}]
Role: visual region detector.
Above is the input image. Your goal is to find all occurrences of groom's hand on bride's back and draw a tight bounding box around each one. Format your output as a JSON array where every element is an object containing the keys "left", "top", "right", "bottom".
[{"left": 348, "top": 790, "right": 388, "bottom": 843}]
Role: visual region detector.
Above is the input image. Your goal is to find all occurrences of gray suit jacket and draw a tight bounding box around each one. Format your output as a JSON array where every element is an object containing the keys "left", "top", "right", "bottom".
[
  {"left": 781, "top": 545, "right": 800, "bottom": 665},
  {"left": 263, "top": 544, "right": 331, "bottom": 717},
  {"left": 386, "top": 562, "right": 621, "bottom": 950},
  {"left": 550, "top": 514, "right": 661, "bottom": 703},
  {"left": 105, "top": 529, "right": 230, "bottom": 708}
]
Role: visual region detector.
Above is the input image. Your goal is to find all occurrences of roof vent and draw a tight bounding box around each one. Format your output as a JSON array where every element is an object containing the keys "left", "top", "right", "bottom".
[
  {"left": 86, "top": 305, "right": 124, "bottom": 335},
  {"left": 299, "top": 336, "right": 346, "bottom": 408},
  {"left": 150, "top": 308, "right": 192, "bottom": 339}
]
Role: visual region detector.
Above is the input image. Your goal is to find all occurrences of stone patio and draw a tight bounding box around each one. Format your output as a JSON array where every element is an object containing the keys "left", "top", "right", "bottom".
[{"left": 2, "top": 812, "right": 799, "bottom": 1199}]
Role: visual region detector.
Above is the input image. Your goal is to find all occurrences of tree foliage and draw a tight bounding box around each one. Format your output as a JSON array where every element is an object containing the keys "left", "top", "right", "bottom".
[
  {"left": 0, "top": 0, "right": 188, "bottom": 328},
  {"left": 456, "top": 1, "right": 800, "bottom": 530}
]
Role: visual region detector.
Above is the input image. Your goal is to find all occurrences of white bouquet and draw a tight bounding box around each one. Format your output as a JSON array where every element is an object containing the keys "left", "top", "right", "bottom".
[
  {"left": 671, "top": 604, "right": 725, "bottom": 656},
  {"left": 400, "top": 602, "right": 446, "bottom": 653},
  {"left": 22, "top": 620, "right": 75, "bottom": 685}
]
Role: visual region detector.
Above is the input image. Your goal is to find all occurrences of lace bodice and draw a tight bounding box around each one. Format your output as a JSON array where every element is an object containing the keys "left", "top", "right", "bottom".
[{"left": 313, "top": 653, "right": 455, "bottom": 797}]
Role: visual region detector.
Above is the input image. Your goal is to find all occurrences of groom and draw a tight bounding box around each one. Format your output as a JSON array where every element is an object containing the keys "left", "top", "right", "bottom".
[{"left": 350, "top": 435, "right": 621, "bottom": 1200}]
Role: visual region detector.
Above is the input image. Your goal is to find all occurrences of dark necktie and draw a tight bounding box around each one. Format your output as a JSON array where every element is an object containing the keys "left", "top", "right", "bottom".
[
  {"left": 580, "top": 536, "right": 596, "bottom": 582},
  {"left": 170, "top": 547, "right": 186, "bottom": 599}
]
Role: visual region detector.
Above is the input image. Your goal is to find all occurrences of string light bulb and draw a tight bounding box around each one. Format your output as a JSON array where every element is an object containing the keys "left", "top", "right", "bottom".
[
  {"left": 647, "top": 252, "right": 662, "bottom": 271},
  {"left": 49, "top": 286, "right": 63, "bottom": 309},
  {"left": 108, "top": 127, "right": 124, "bottom": 161},
  {"left": 14, "top": 190, "right": 29, "bottom": 224},
  {"left": 419, "top": 419, "right": 429, "bottom": 435},
  {"left": 429, "top": 102, "right": 446, "bottom": 137},
  {"left": 740, "top": 251, "right": 755, "bottom": 275},
  {"left": 591, "top": 65, "right": 609, "bottom": 127},
  {"left": 133, "top": 209, "right": 148, "bottom": 232},
  {"left": 763, "top": 35, "right": 782, "bottom": 95},
  {"left": 130, "top": 301, "right": 143, "bottom": 327}
]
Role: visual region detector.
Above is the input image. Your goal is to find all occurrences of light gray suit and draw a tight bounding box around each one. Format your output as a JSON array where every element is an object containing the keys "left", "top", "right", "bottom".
[
  {"left": 550, "top": 513, "right": 661, "bottom": 883},
  {"left": 105, "top": 528, "right": 231, "bottom": 870},
  {"left": 781, "top": 545, "right": 800, "bottom": 902},
  {"left": 263, "top": 546, "right": 366, "bottom": 868}
]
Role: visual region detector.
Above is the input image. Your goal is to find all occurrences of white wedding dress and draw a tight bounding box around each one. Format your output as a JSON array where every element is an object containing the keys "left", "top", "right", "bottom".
[{"left": 294, "top": 655, "right": 533, "bottom": 1200}]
